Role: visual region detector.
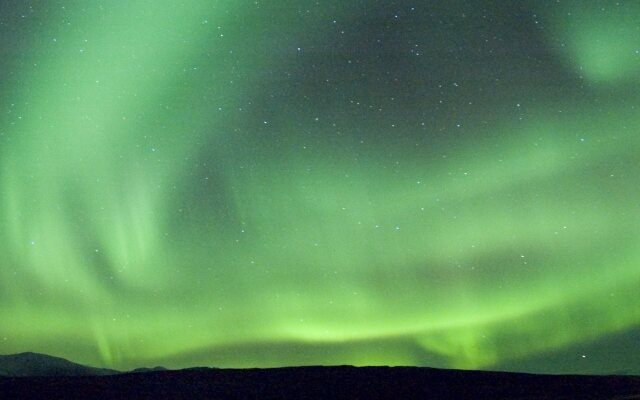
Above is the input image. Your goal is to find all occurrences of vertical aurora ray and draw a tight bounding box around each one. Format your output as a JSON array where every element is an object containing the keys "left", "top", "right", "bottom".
[{"left": 0, "top": 0, "right": 639, "bottom": 373}]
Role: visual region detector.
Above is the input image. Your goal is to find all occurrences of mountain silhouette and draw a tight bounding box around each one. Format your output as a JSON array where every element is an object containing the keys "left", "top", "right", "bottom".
[
  {"left": 130, "top": 366, "right": 168, "bottom": 373},
  {"left": 1, "top": 353, "right": 640, "bottom": 399},
  {"left": 0, "top": 352, "right": 118, "bottom": 377}
]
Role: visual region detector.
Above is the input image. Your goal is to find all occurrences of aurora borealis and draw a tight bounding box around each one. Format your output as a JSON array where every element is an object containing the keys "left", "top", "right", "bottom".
[{"left": 1, "top": 0, "right": 639, "bottom": 374}]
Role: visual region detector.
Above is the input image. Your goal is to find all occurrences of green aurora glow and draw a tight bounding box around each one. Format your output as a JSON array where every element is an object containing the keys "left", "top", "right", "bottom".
[{"left": 1, "top": 1, "right": 639, "bottom": 373}]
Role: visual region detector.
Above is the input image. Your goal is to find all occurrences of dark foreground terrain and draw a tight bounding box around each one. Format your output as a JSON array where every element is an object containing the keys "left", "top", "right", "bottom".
[{"left": 2, "top": 365, "right": 640, "bottom": 400}]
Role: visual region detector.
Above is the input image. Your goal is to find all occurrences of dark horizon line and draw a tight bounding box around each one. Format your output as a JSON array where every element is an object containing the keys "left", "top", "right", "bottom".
[{"left": 1, "top": 351, "right": 638, "bottom": 378}]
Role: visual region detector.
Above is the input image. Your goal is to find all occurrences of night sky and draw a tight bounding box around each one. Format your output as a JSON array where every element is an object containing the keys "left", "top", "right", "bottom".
[{"left": 1, "top": 0, "right": 639, "bottom": 374}]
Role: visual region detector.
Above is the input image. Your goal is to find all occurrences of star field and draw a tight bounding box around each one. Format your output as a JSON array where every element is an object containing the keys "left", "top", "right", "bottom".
[{"left": 0, "top": 0, "right": 639, "bottom": 374}]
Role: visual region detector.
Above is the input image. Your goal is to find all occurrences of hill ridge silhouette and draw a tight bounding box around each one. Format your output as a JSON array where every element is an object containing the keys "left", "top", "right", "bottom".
[{"left": 1, "top": 352, "right": 640, "bottom": 399}]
